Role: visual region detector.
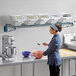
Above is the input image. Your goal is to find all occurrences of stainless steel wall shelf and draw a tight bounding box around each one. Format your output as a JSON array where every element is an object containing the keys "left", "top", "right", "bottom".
[{"left": 4, "top": 22, "right": 74, "bottom": 32}]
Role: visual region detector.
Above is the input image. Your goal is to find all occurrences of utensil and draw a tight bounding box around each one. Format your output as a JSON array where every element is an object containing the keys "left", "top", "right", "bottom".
[{"left": 37, "top": 43, "right": 41, "bottom": 45}]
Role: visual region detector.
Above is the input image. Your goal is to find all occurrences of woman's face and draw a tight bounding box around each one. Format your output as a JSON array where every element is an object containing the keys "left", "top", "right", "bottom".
[{"left": 50, "top": 27, "right": 55, "bottom": 34}]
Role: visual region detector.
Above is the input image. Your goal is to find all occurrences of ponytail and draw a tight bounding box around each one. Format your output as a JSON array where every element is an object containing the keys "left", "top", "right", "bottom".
[{"left": 55, "top": 24, "right": 62, "bottom": 32}]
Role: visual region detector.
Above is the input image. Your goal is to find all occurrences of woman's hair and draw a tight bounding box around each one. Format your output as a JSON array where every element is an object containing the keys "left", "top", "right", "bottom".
[
  {"left": 51, "top": 24, "right": 62, "bottom": 32},
  {"left": 55, "top": 24, "right": 62, "bottom": 32}
]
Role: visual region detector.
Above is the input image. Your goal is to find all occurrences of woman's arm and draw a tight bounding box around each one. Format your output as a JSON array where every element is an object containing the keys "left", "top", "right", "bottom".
[
  {"left": 42, "top": 42, "right": 49, "bottom": 46},
  {"left": 43, "top": 39, "right": 59, "bottom": 56}
]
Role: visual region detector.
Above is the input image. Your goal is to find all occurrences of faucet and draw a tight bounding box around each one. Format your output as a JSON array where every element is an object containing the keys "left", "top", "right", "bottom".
[{"left": 71, "top": 36, "right": 76, "bottom": 41}]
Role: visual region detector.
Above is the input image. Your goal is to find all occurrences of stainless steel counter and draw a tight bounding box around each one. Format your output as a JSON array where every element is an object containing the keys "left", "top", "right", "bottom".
[
  {"left": 0, "top": 54, "right": 76, "bottom": 66},
  {"left": 0, "top": 56, "right": 47, "bottom": 66},
  {"left": 0, "top": 49, "right": 76, "bottom": 76}
]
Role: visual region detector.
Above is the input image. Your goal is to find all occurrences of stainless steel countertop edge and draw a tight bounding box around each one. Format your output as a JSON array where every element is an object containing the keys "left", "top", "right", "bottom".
[{"left": 0, "top": 55, "right": 76, "bottom": 66}]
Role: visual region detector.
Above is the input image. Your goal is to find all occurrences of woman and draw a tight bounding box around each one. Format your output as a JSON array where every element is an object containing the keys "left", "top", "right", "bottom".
[{"left": 42, "top": 23, "right": 62, "bottom": 76}]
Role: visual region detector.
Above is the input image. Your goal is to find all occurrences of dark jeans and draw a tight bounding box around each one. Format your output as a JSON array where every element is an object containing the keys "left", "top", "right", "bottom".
[{"left": 49, "top": 64, "right": 60, "bottom": 76}]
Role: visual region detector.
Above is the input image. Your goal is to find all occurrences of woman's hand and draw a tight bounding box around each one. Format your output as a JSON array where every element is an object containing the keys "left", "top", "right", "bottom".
[{"left": 42, "top": 42, "right": 48, "bottom": 46}]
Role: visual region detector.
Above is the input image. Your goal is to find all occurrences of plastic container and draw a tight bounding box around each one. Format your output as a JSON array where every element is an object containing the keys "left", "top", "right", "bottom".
[
  {"left": 47, "top": 15, "right": 61, "bottom": 24},
  {"left": 37, "top": 14, "right": 50, "bottom": 24},
  {"left": 9, "top": 15, "right": 25, "bottom": 26},
  {"left": 24, "top": 15, "right": 38, "bottom": 25}
]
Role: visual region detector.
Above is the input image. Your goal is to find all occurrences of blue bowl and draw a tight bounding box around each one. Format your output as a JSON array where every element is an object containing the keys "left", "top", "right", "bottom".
[{"left": 22, "top": 51, "right": 31, "bottom": 57}]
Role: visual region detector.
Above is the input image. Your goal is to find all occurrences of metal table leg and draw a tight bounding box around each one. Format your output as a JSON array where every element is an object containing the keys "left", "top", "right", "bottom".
[
  {"left": 75, "top": 59, "right": 76, "bottom": 75},
  {"left": 33, "top": 63, "right": 35, "bottom": 76},
  {"left": 21, "top": 64, "right": 22, "bottom": 76},
  {"left": 68, "top": 59, "right": 70, "bottom": 76},
  {"left": 61, "top": 60, "right": 63, "bottom": 76}
]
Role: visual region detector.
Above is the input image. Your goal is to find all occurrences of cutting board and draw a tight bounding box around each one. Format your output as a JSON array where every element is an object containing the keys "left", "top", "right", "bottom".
[{"left": 59, "top": 49, "right": 76, "bottom": 57}]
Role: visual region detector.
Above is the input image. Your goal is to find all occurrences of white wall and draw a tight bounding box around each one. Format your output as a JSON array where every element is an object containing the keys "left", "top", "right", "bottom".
[
  {"left": 0, "top": 0, "right": 76, "bottom": 57},
  {"left": 0, "top": 0, "right": 68, "bottom": 15},
  {"left": 0, "top": 0, "right": 75, "bottom": 15}
]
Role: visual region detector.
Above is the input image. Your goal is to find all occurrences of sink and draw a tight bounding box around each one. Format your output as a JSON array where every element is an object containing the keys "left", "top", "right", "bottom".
[
  {"left": 70, "top": 41, "right": 76, "bottom": 46},
  {"left": 63, "top": 33, "right": 76, "bottom": 50},
  {"left": 67, "top": 40, "right": 76, "bottom": 50}
]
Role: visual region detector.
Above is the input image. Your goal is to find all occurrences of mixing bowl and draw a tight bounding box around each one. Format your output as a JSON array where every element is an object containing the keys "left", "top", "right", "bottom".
[
  {"left": 22, "top": 51, "right": 31, "bottom": 58},
  {"left": 32, "top": 51, "right": 43, "bottom": 59}
]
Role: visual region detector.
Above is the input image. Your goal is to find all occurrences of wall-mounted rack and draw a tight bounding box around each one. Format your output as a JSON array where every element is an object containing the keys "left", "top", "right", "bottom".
[
  {"left": 4, "top": 22, "right": 74, "bottom": 32},
  {"left": 3, "top": 14, "right": 74, "bottom": 32},
  {"left": 4, "top": 24, "right": 16, "bottom": 32}
]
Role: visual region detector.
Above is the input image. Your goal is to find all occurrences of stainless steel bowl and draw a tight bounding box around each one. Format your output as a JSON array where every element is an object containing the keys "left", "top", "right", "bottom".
[{"left": 5, "top": 47, "right": 17, "bottom": 58}]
